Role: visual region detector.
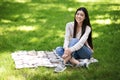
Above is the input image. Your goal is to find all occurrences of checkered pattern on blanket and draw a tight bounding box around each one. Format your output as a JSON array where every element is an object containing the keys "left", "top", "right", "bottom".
[
  {"left": 11, "top": 50, "right": 61, "bottom": 69},
  {"left": 11, "top": 50, "right": 98, "bottom": 69}
]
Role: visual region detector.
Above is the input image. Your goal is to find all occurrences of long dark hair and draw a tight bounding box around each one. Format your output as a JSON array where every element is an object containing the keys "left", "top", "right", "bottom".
[{"left": 73, "top": 7, "right": 93, "bottom": 49}]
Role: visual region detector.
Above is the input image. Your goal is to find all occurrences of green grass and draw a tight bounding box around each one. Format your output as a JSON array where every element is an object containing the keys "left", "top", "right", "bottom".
[{"left": 0, "top": 0, "right": 120, "bottom": 80}]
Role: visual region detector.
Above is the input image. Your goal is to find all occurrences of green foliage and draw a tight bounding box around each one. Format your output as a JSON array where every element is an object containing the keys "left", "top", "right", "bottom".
[{"left": 0, "top": 0, "right": 120, "bottom": 80}]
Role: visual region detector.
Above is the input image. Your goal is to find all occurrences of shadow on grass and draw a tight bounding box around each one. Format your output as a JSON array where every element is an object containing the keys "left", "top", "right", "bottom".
[{"left": 0, "top": 1, "right": 69, "bottom": 52}]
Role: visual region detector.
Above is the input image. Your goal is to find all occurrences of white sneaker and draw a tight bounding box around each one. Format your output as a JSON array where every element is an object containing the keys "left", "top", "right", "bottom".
[
  {"left": 76, "top": 61, "right": 89, "bottom": 69},
  {"left": 54, "top": 58, "right": 67, "bottom": 72},
  {"left": 54, "top": 64, "right": 66, "bottom": 73},
  {"left": 90, "top": 57, "right": 98, "bottom": 63}
]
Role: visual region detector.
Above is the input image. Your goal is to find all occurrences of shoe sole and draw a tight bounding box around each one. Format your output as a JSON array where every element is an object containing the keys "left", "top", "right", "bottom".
[{"left": 54, "top": 67, "right": 66, "bottom": 73}]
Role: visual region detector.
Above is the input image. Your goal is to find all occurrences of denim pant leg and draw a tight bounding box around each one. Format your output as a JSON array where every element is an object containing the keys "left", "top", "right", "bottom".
[
  {"left": 55, "top": 38, "right": 79, "bottom": 57},
  {"left": 55, "top": 46, "right": 64, "bottom": 57},
  {"left": 73, "top": 45, "right": 92, "bottom": 59}
]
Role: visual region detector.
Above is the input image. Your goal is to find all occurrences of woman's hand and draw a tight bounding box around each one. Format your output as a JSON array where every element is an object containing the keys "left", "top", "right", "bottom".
[{"left": 62, "top": 48, "right": 72, "bottom": 58}]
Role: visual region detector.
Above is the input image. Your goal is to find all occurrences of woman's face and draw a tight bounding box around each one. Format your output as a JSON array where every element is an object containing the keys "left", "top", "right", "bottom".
[{"left": 75, "top": 10, "right": 85, "bottom": 24}]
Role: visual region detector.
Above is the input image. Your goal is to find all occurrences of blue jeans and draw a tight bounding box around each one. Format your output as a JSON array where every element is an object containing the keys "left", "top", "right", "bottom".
[
  {"left": 55, "top": 38, "right": 92, "bottom": 59},
  {"left": 72, "top": 45, "right": 92, "bottom": 59}
]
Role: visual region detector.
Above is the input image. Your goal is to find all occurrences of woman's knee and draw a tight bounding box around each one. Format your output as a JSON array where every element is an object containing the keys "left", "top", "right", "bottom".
[{"left": 55, "top": 46, "right": 64, "bottom": 57}]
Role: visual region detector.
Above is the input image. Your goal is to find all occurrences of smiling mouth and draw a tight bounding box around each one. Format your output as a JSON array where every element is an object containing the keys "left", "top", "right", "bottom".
[{"left": 77, "top": 18, "right": 81, "bottom": 21}]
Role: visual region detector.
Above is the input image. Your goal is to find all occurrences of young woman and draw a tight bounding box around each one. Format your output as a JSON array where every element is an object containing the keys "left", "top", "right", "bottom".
[{"left": 54, "top": 7, "right": 93, "bottom": 72}]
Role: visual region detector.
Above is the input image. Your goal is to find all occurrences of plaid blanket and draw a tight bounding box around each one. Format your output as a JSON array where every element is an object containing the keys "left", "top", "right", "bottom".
[{"left": 11, "top": 50, "right": 98, "bottom": 69}]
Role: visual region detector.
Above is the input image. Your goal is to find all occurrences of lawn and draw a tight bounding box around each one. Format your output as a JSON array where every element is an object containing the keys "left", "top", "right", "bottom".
[{"left": 0, "top": 0, "right": 120, "bottom": 80}]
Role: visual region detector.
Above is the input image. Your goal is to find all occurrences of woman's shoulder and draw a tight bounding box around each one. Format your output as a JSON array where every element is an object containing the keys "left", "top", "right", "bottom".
[
  {"left": 66, "top": 21, "right": 74, "bottom": 25},
  {"left": 66, "top": 21, "right": 74, "bottom": 28},
  {"left": 86, "top": 25, "right": 91, "bottom": 32},
  {"left": 86, "top": 25, "right": 91, "bottom": 29}
]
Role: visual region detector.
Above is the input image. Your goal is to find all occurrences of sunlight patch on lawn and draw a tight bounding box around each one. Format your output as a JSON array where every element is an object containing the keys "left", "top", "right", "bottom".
[
  {"left": 17, "top": 25, "right": 36, "bottom": 32},
  {"left": 22, "top": 14, "right": 31, "bottom": 19},
  {"left": 0, "top": 27, "right": 5, "bottom": 35},
  {"left": 57, "top": 30, "right": 64, "bottom": 38},
  {"left": 1, "top": 19, "right": 12, "bottom": 23},
  {"left": 28, "top": 3, "right": 55, "bottom": 10},
  {"left": 13, "top": 0, "right": 31, "bottom": 3},
  {"left": 26, "top": 18, "right": 36, "bottom": 23},
  {"left": 68, "top": 7, "right": 75, "bottom": 12},
  {"left": 96, "top": 19, "right": 111, "bottom": 24},
  {"left": 75, "top": 0, "right": 119, "bottom": 3},
  {"left": 3, "top": 25, "right": 37, "bottom": 32},
  {"left": 95, "top": 14, "right": 110, "bottom": 19},
  {"left": 92, "top": 19, "right": 112, "bottom": 25},
  {"left": 29, "top": 37, "right": 39, "bottom": 43},
  {"left": 38, "top": 19, "right": 47, "bottom": 23},
  {"left": 31, "top": 3, "right": 56, "bottom": 11},
  {"left": 115, "top": 19, "right": 120, "bottom": 24},
  {"left": 28, "top": 2, "right": 67, "bottom": 12},
  {"left": 75, "top": 0, "right": 98, "bottom": 2},
  {"left": 108, "top": 5, "right": 120, "bottom": 11},
  {"left": 0, "top": 25, "right": 37, "bottom": 35},
  {"left": 93, "top": 32, "right": 99, "bottom": 38}
]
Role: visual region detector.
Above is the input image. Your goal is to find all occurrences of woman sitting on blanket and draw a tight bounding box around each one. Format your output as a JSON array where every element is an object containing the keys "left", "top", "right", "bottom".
[{"left": 54, "top": 7, "right": 94, "bottom": 72}]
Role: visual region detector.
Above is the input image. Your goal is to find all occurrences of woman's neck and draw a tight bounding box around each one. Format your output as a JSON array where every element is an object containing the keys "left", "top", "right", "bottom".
[
  {"left": 77, "top": 22, "right": 82, "bottom": 28},
  {"left": 76, "top": 22, "right": 82, "bottom": 34}
]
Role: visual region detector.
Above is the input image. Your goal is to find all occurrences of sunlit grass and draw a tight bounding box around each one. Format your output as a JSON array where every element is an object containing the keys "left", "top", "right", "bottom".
[
  {"left": 1, "top": 19, "right": 12, "bottom": 23},
  {"left": 75, "top": 0, "right": 119, "bottom": 3},
  {"left": 92, "top": 32, "right": 99, "bottom": 38},
  {"left": 17, "top": 25, "right": 36, "bottom": 31},
  {"left": 0, "top": 0, "right": 120, "bottom": 80},
  {"left": 95, "top": 19, "right": 112, "bottom": 25},
  {"left": 2, "top": 0, "right": 31, "bottom": 3}
]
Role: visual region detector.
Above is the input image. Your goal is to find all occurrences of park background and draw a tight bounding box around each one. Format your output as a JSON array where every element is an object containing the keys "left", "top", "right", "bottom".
[{"left": 0, "top": 0, "right": 120, "bottom": 80}]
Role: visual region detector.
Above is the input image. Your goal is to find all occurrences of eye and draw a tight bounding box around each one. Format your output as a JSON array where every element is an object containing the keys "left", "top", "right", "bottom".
[
  {"left": 76, "top": 11, "right": 85, "bottom": 17},
  {"left": 80, "top": 13, "right": 84, "bottom": 16},
  {"left": 76, "top": 13, "right": 79, "bottom": 15}
]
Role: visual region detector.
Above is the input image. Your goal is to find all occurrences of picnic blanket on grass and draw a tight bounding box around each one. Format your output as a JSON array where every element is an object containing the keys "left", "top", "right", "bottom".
[{"left": 11, "top": 50, "right": 98, "bottom": 69}]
